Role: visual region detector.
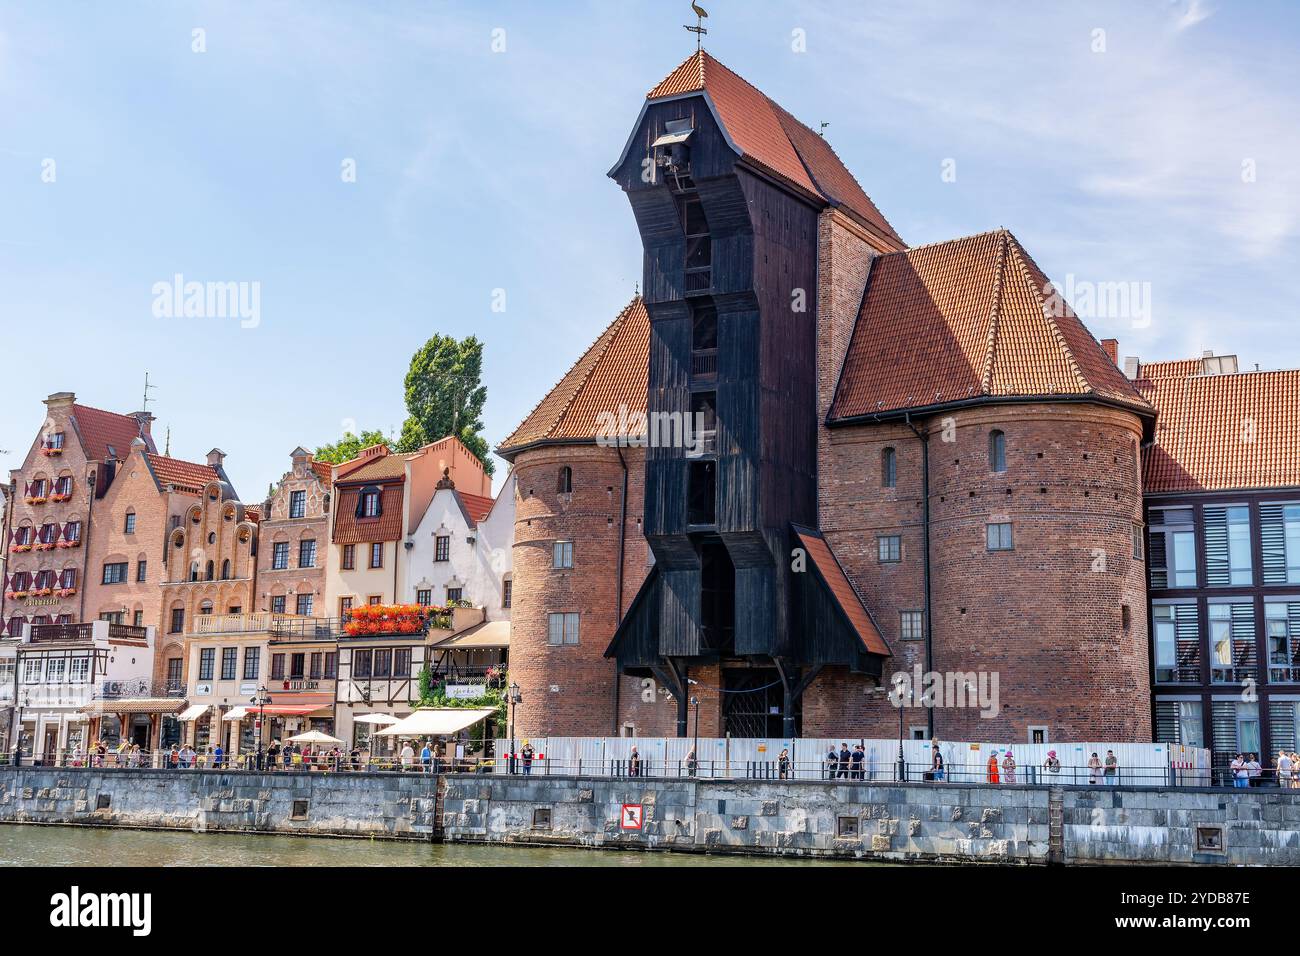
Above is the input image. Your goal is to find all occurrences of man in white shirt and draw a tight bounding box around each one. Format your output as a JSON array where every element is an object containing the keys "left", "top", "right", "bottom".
[
  {"left": 1277, "top": 750, "right": 1293, "bottom": 788},
  {"left": 400, "top": 741, "right": 415, "bottom": 771}
]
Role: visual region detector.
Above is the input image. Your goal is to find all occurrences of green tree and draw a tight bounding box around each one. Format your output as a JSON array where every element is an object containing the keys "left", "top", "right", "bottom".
[
  {"left": 314, "top": 428, "right": 389, "bottom": 464},
  {"left": 401, "top": 334, "right": 493, "bottom": 475}
]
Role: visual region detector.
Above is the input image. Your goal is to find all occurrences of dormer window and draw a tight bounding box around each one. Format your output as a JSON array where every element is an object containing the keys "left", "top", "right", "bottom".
[
  {"left": 357, "top": 487, "right": 382, "bottom": 518},
  {"left": 652, "top": 118, "right": 694, "bottom": 181}
]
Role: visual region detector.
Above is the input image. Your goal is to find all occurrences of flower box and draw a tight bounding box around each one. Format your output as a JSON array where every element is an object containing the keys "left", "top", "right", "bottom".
[
  {"left": 41, "top": 447, "right": 63, "bottom": 456},
  {"left": 57, "top": 540, "right": 81, "bottom": 549},
  {"left": 34, "top": 588, "right": 54, "bottom": 597},
  {"left": 57, "top": 588, "right": 77, "bottom": 597},
  {"left": 9, "top": 544, "right": 31, "bottom": 553},
  {"left": 34, "top": 542, "right": 55, "bottom": 552},
  {"left": 8, "top": 591, "right": 29, "bottom": 600},
  {"left": 49, "top": 493, "right": 71, "bottom": 502},
  {"left": 25, "top": 496, "right": 47, "bottom": 505}
]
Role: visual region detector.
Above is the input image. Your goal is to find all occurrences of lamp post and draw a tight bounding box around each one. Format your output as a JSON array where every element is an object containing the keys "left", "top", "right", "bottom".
[
  {"left": 874, "top": 680, "right": 907, "bottom": 782},
  {"left": 506, "top": 681, "right": 521, "bottom": 775},
  {"left": 250, "top": 685, "right": 272, "bottom": 771},
  {"left": 690, "top": 695, "right": 700, "bottom": 777}
]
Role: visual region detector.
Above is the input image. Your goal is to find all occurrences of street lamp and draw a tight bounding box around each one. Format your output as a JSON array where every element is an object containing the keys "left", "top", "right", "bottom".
[
  {"left": 250, "top": 685, "right": 272, "bottom": 771},
  {"left": 874, "top": 680, "right": 907, "bottom": 782},
  {"left": 690, "top": 695, "right": 700, "bottom": 777},
  {"left": 506, "top": 682, "right": 522, "bottom": 775}
]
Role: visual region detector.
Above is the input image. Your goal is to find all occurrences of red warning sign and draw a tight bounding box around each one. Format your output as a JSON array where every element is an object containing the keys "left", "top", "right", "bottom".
[{"left": 620, "top": 803, "right": 643, "bottom": 830}]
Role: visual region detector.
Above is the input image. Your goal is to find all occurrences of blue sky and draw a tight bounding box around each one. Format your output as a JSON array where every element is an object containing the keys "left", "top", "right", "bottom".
[{"left": 2, "top": 0, "right": 1298, "bottom": 499}]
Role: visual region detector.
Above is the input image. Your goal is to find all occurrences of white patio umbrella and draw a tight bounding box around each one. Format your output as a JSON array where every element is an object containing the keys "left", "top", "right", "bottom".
[
  {"left": 287, "top": 730, "right": 344, "bottom": 745},
  {"left": 352, "top": 713, "right": 399, "bottom": 759}
]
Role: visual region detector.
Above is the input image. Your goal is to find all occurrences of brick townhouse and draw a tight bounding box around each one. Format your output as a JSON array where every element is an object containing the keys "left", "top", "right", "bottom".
[{"left": 500, "top": 50, "right": 1158, "bottom": 744}]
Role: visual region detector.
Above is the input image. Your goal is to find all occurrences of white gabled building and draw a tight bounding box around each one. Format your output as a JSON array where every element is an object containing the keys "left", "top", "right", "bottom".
[{"left": 405, "top": 469, "right": 514, "bottom": 619}]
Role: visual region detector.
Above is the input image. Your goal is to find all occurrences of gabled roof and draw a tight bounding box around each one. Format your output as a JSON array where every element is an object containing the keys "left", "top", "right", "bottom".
[
  {"left": 70, "top": 404, "right": 153, "bottom": 461},
  {"left": 497, "top": 296, "right": 649, "bottom": 458},
  {"left": 829, "top": 229, "right": 1152, "bottom": 422},
  {"left": 332, "top": 485, "right": 404, "bottom": 544},
  {"left": 792, "top": 525, "right": 891, "bottom": 658},
  {"left": 335, "top": 451, "right": 409, "bottom": 485},
  {"left": 640, "top": 51, "right": 903, "bottom": 247},
  {"left": 1137, "top": 364, "right": 1300, "bottom": 493},
  {"left": 145, "top": 454, "right": 220, "bottom": 492},
  {"left": 457, "top": 491, "right": 495, "bottom": 527}
]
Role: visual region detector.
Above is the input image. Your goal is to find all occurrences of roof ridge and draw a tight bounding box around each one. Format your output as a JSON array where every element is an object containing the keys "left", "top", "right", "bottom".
[
  {"left": 892, "top": 227, "right": 1009, "bottom": 258},
  {"left": 546, "top": 298, "right": 638, "bottom": 441},
  {"left": 979, "top": 230, "right": 1009, "bottom": 395},
  {"left": 1006, "top": 234, "right": 1092, "bottom": 395},
  {"left": 499, "top": 295, "right": 642, "bottom": 451}
]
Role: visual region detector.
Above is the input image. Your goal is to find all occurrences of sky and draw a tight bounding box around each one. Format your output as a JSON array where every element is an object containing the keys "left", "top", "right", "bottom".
[{"left": 2, "top": 0, "right": 1298, "bottom": 500}]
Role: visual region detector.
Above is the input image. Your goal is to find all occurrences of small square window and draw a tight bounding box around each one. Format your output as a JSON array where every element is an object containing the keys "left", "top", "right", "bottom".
[
  {"left": 532, "top": 807, "right": 552, "bottom": 830},
  {"left": 1196, "top": 826, "right": 1224, "bottom": 852},
  {"left": 553, "top": 540, "right": 574, "bottom": 569},
  {"left": 878, "top": 535, "right": 901, "bottom": 563},
  {"left": 900, "top": 611, "right": 923, "bottom": 641},
  {"left": 986, "top": 522, "right": 1014, "bottom": 551},
  {"left": 836, "top": 816, "right": 859, "bottom": 839},
  {"left": 291, "top": 799, "right": 309, "bottom": 820}
]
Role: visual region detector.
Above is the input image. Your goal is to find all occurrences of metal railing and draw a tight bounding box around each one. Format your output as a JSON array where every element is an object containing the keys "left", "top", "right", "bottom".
[{"left": 0, "top": 749, "right": 490, "bottom": 774}]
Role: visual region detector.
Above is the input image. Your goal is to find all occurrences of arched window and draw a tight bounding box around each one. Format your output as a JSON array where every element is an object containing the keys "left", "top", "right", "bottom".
[
  {"left": 205, "top": 560, "right": 215, "bottom": 581},
  {"left": 989, "top": 430, "right": 1007, "bottom": 473},
  {"left": 221, "top": 559, "right": 231, "bottom": 580},
  {"left": 189, "top": 561, "right": 200, "bottom": 582},
  {"left": 881, "top": 447, "right": 897, "bottom": 488},
  {"left": 557, "top": 466, "right": 573, "bottom": 494}
]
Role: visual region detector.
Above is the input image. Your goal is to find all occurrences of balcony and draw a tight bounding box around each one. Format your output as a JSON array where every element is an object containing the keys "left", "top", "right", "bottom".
[
  {"left": 192, "top": 612, "right": 330, "bottom": 636},
  {"left": 28, "top": 621, "right": 148, "bottom": 644},
  {"left": 690, "top": 348, "right": 718, "bottom": 379}
]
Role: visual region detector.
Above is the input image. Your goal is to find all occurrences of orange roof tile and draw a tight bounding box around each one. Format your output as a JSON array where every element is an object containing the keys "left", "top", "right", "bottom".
[
  {"left": 498, "top": 296, "right": 649, "bottom": 457},
  {"left": 457, "top": 491, "right": 495, "bottom": 526},
  {"left": 645, "top": 51, "right": 903, "bottom": 247},
  {"left": 71, "top": 404, "right": 152, "bottom": 461},
  {"left": 1136, "top": 358, "right": 1202, "bottom": 380},
  {"left": 332, "top": 485, "right": 404, "bottom": 544},
  {"left": 829, "top": 230, "right": 1152, "bottom": 421},
  {"left": 1138, "top": 366, "right": 1300, "bottom": 493},
  {"left": 310, "top": 458, "right": 334, "bottom": 488},
  {"left": 334, "top": 452, "right": 409, "bottom": 485},
  {"left": 793, "top": 526, "right": 891, "bottom": 657},
  {"left": 146, "top": 454, "right": 220, "bottom": 491}
]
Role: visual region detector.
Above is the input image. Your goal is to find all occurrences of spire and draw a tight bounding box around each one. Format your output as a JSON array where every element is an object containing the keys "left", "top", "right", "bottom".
[{"left": 684, "top": 3, "right": 708, "bottom": 52}]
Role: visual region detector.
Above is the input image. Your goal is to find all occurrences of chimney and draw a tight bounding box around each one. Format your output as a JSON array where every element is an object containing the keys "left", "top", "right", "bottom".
[
  {"left": 44, "top": 391, "right": 76, "bottom": 412},
  {"left": 1100, "top": 339, "right": 1119, "bottom": 366},
  {"left": 206, "top": 448, "right": 226, "bottom": 469},
  {"left": 1123, "top": 356, "right": 1140, "bottom": 380}
]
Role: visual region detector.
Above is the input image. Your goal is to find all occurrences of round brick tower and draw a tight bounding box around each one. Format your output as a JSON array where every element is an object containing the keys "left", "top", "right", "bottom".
[
  {"left": 924, "top": 402, "right": 1150, "bottom": 742},
  {"left": 508, "top": 444, "right": 646, "bottom": 737}
]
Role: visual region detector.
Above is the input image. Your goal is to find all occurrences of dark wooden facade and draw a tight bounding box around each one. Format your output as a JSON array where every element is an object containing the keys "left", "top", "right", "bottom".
[{"left": 605, "top": 92, "right": 886, "bottom": 734}]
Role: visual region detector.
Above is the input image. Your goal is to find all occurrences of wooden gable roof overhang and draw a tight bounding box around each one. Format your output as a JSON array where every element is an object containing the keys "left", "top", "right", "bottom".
[
  {"left": 790, "top": 525, "right": 890, "bottom": 676},
  {"left": 604, "top": 566, "right": 663, "bottom": 677}
]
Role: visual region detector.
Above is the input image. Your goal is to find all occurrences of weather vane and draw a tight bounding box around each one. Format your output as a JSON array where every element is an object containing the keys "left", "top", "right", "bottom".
[{"left": 684, "top": 2, "right": 708, "bottom": 52}]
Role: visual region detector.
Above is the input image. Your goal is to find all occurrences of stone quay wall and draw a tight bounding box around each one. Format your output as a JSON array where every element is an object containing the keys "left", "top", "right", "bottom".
[
  {"left": 0, "top": 767, "right": 440, "bottom": 840},
  {"left": 5, "top": 767, "right": 1300, "bottom": 864},
  {"left": 443, "top": 775, "right": 1300, "bottom": 866}
]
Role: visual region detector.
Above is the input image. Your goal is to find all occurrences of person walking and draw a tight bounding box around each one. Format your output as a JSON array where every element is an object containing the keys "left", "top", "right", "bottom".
[
  {"left": 629, "top": 746, "right": 642, "bottom": 777},
  {"left": 1001, "top": 750, "right": 1017, "bottom": 785},
  {"left": 838, "top": 742, "right": 851, "bottom": 779},
  {"left": 931, "top": 743, "right": 945, "bottom": 782},
  {"left": 1043, "top": 750, "right": 1061, "bottom": 776},
  {"left": 685, "top": 748, "right": 698, "bottom": 778},
  {"left": 521, "top": 740, "right": 535, "bottom": 775},
  {"left": 1247, "top": 753, "right": 1262, "bottom": 787},
  {"left": 1104, "top": 750, "right": 1118, "bottom": 786},
  {"left": 778, "top": 747, "right": 791, "bottom": 780},
  {"left": 213, "top": 742, "right": 224, "bottom": 770},
  {"left": 400, "top": 740, "right": 415, "bottom": 771},
  {"left": 850, "top": 744, "right": 865, "bottom": 780},
  {"left": 825, "top": 745, "right": 839, "bottom": 780},
  {"left": 168, "top": 745, "right": 180, "bottom": 770},
  {"left": 420, "top": 740, "right": 433, "bottom": 773},
  {"left": 1277, "top": 750, "right": 1293, "bottom": 789},
  {"left": 986, "top": 751, "right": 1000, "bottom": 784},
  {"left": 128, "top": 743, "right": 141, "bottom": 768},
  {"left": 1087, "top": 752, "right": 1102, "bottom": 785},
  {"left": 1230, "top": 753, "right": 1247, "bottom": 788}
]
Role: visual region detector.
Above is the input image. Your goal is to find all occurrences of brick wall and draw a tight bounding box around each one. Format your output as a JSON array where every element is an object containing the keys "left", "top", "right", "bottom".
[{"left": 817, "top": 401, "right": 1151, "bottom": 742}]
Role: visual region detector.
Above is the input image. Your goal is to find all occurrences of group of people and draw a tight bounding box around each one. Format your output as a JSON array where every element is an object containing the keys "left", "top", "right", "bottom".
[
  {"left": 65, "top": 740, "right": 146, "bottom": 768},
  {"left": 825, "top": 742, "right": 870, "bottom": 779}
]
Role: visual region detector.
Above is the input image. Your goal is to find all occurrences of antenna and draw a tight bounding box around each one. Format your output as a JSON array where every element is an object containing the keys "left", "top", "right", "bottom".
[
  {"left": 819, "top": 122, "right": 830, "bottom": 137},
  {"left": 142, "top": 371, "right": 157, "bottom": 413},
  {"left": 164, "top": 425, "right": 171, "bottom": 457},
  {"left": 684, "top": 2, "right": 708, "bottom": 52}
]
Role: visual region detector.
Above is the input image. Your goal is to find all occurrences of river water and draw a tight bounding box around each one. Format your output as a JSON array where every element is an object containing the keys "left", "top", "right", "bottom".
[{"left": 0, "top": 824, "right": 857, "bottom": 867}]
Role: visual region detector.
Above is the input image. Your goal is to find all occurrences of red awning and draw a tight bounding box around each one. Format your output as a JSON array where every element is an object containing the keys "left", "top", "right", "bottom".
[{"left": 252, "top": 696, "right": 333, "bottom": 717}]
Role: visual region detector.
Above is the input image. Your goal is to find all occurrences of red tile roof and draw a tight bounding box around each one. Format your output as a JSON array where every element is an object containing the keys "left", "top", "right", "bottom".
[
  {"left": 829, "top": 230, "right": 1152, "bottom": 421},
  {"left": 146, "top": 454, "right": 220, "bottom": 492},
  {"left": 332, "top": 485, "right": 405, "bottom": 544},
  {"left": 1138, "top": 365, "right": 1300, "bottom": 493},
  {"left": 457, "top": 491, "right": 495, "bottom": 526},
  {"left": 71, "top": 404, "right": 152, "bottom": 461},
  {"left": 310, "top": 458, "right": 334, "bottom": 487},
  {"left": 334, "top": 452, "right": 409, "bottom": 485},
  {"left": 498, "top": 296, "right": 649, "bottom": 457},
  {"left": 646, "top": 51, "right": 904, "bottom": 248},
  {"left": 793, "top": 526, "right": 891, "bottom": 657}
]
